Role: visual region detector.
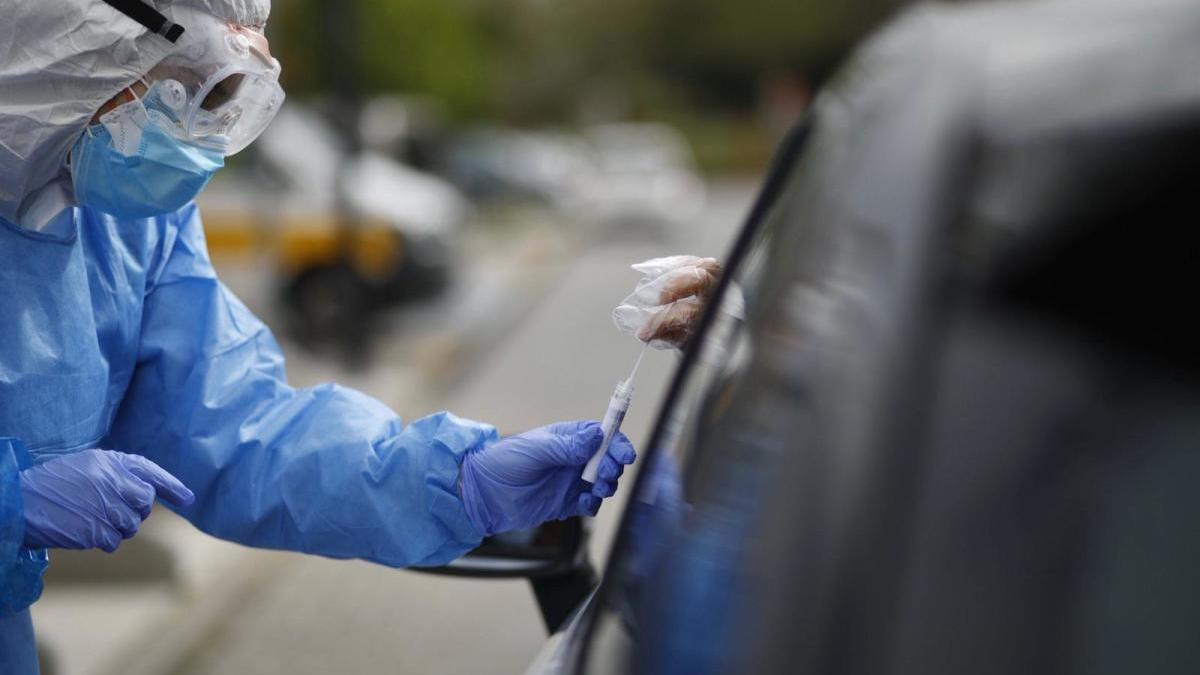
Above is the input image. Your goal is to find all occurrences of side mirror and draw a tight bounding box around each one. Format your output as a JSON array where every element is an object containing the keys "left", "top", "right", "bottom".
[
  {"left": 419, "top": 517, "right": 587, "bottom": 579},
  {"left": 414, "top": 517, "right": 597, "bottom": 632}
]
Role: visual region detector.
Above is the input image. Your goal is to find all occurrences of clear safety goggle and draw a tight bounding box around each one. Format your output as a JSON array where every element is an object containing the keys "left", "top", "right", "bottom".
[{"left": 132, "top": 9, "right": 285, "bottom": 156}]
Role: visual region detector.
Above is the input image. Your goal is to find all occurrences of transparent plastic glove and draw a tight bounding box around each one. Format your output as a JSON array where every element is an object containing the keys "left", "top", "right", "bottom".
[
  {"left": 20, "top": 449, "right": 195, "bottom": 552},
  {"left": 459, "top": 421, "right": 637, "bottom": 536},
  {"left": 613, "top": 256, "right": 724, "bottom": 351}
]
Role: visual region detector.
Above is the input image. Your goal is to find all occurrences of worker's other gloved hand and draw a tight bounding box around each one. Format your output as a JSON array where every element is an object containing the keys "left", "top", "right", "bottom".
[
  {"left": 459, "top": 421, "right": 637, "bottom": 536},
  {"left": 19, "top": 449, "right": 195, "bottom": 552}
]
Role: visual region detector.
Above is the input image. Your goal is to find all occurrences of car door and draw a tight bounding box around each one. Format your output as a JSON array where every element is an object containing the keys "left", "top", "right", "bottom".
[{"left": 557, "top": 2, "right": 1200, "bottom": 675}]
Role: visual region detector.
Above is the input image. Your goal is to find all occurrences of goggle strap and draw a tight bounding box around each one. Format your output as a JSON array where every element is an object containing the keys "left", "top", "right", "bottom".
[{"left": 101, "top": 0, "right": 185, "bottom": 43}]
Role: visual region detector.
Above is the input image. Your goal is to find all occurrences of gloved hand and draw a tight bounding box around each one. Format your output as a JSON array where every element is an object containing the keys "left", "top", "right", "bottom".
[
  {"left": 639, "top": 258, "right": 721, "bottom": 348},
  {"left": 614, "top": 256, "right": 724, "bottom": 352},
  {"left": 459, "top": 421, "right": 637, "bottom": 536},
  {"left": 19, "top": 449, "right": 195, "bottom": 552}
]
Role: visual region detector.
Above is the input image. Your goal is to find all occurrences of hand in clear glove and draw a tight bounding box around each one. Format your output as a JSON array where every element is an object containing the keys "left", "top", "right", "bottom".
[
  {"left": 20, "top": 449, "right": 195, "bottom": 552},
  {"left": 639, "top": 257, "right": 722, "bottom": 347},
  {"left": 614, "top": 256, "right": 723, "bottom": 351},
  {"left": 459, "top": 421, "right": 637, "bottom": 536}
]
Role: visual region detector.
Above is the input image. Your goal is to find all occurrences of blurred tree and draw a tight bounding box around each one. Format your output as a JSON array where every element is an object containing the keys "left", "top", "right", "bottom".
[
  {"left": 269, "top": 0, "right": 901, "bottom": 160},
  {"left": 657, "top": 0, "right": 895, "bottom": 106},
  {"left": 271, "top": 0, "right": 494, "bottom": 118},
  {"left": 480, "top": 0, "right": 898, "bottom": 121}
]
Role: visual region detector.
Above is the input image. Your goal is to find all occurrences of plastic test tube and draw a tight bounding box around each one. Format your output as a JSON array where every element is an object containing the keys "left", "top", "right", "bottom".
[{"left": 582, "top": 346, "right": 647, "bottom": 483}]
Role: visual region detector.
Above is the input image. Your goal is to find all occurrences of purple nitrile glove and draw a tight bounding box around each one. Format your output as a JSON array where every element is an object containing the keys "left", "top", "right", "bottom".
[
  {"left": 459, "top": 421, "right": 637, "bottom": 536},
  {"left": 20, "top": 449, "right": 194, "bottom": 552}
]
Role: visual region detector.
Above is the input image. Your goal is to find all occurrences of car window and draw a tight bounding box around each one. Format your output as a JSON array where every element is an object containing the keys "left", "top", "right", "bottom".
[{"left": 571, "top": 119, "right": 822, "bottom": 675}]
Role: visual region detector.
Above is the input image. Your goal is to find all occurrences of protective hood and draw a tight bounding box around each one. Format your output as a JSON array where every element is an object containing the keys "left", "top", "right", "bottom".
[{"left": 0, "top": 0, "right": 270, "bottom": 228}]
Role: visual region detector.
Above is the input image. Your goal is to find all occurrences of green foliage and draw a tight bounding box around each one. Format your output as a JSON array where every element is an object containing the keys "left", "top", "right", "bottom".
[
  {"left": 271, "top": 0, "right": 493, "bottom": 117},
  {"left": 269, "top": 0, "right": 899, "bottom": 122}
]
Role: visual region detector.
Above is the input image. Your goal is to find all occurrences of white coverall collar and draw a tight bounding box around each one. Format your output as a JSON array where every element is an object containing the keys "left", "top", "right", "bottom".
[{"left": 19, "top": 180, "right": 75, "bottom": 235}]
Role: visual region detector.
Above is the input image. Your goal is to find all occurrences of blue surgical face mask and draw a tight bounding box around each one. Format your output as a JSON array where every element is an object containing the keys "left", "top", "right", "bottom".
[{"left": 70, "top": 94, "right": 225, "bottom": 219}]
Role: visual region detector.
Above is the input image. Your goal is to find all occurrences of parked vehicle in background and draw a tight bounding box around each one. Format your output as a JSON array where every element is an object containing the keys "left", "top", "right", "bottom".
[
  {"left": 440, "top": 127, "right": 596, "bottom": 208},
  {"left": 439, "top": 122, "right": 706, "bottom": 231},
  {"left": 197, "top": 103, "right": 470, "bottom": 359},
  {"left": 575, "top": 123, "right": 707, "bottom": 229},
  {"left": 416, "top": 1, "right": 1200, "bottom": 673},
  {"left": 358, "top": 94, "right": 452, "bottom": 173}
]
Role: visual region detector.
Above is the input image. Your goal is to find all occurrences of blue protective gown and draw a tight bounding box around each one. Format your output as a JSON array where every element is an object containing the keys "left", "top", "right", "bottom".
[{"left": 0, "top": 203, "right": 493, "bottom": 671}]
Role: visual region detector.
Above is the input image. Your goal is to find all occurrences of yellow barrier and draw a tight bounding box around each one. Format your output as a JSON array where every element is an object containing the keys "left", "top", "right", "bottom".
[{"left": 202, "top": 212, "right": 403, "bottom": 281}]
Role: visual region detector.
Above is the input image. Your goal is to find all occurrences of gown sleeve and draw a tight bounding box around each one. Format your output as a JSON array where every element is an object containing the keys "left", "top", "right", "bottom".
[{"left": 103, "top": 204, "right": 491, "bottom": 568}]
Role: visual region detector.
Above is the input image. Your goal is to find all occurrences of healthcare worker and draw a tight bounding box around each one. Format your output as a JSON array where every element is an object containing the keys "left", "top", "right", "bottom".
[{"left": 0, "top": 1, "right": 644, "bottom": 671}]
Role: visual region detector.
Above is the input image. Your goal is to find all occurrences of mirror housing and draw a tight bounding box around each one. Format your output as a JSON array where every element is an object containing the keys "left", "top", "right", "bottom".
[
  {"left": 414, "top": 517, "right": 597, "bottom": 631},
  {"left": 417, "top": 517, "right": 588, "bottom": 579}
]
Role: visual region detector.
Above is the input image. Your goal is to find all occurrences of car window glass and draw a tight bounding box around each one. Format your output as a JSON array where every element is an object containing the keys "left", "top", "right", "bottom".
[{"left": 575, "top": 126, "right": 819, "bottom": 674}]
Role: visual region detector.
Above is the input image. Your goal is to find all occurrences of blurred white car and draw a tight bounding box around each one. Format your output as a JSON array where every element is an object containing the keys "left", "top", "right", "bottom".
[
  {"left": 442, "top": 123, "right": 706, "bottom": 229},
  {"left": 442, "top": 127, "right": 595, "bottom": 208},
  {"left": 574, "top": 122, "right": 707, "bottom": 227}
]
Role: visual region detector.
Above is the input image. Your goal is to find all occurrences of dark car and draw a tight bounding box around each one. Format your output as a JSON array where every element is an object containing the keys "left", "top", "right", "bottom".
[{"left": 421, "top": 1, "right": 1200, "bottom": 673}]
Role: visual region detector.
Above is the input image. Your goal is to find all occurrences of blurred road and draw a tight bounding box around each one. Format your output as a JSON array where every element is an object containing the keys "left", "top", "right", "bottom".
[{"left": 31, "top": 179, "right": 756, "bottom": 675}]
